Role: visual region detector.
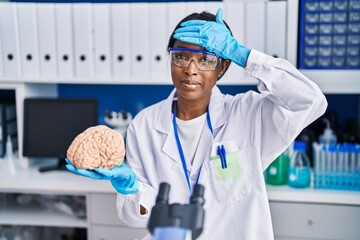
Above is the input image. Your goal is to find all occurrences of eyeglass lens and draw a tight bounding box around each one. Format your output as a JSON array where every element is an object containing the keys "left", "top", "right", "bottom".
[{"left": 170, "top": 50, "right": 219, "bottom": 71}]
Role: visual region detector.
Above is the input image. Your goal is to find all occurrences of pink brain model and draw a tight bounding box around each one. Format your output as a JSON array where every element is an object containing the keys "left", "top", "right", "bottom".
[{"left": 67, "top": 125, "right": 125, "bottom": 169}]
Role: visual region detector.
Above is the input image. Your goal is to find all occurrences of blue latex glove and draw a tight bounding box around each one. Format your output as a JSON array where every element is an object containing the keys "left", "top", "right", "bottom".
[
  {"left": 65, "top": 158, "right": 139, "bottom": 194},
  {"left": 173, "top": 8, "right": 251, "bottom": 68}
]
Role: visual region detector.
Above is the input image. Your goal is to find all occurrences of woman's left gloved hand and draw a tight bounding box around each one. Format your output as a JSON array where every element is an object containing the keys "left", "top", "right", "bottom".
[
  {"left": 173, "top": 8, "right": 251, "bottom": 68},
  {"left": 65, "top": 158, "right": 140, "bottom": 195}
]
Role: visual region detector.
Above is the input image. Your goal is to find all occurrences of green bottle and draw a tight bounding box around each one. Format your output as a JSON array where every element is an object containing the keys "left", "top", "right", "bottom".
[{"left": 265, "top": 150, "right": 290, "bottom": 185}]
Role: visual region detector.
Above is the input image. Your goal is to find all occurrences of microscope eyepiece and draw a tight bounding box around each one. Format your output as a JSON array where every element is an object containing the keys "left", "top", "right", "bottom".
[
  {"left": 190, "top": 184, "right": 205, "bottom": 206},
  {"left": 156, "top": 182, "right": 170, "bottom": 204}
]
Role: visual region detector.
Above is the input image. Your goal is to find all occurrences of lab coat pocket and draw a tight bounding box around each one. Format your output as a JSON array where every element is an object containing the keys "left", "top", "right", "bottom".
[{"left": 206, "top": 144, "right": 253, "bottom": 203}]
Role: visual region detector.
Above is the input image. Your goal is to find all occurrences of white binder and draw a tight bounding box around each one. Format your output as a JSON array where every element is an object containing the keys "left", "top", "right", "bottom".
[
  {"left": 55, "top": 3, "right": 74, "bottom": 78},
  {"left": 245, "top": 2, "right": 266, "bottom": 52},
  {"left": 167, "top": 2, "right": 187, "bottom": 41},
  {"left": 17, "top": 3, "right": 39, "bottom": 77},
  {"left": 111, "top": 3, "right": 130, "bottom": 80},
  {"left": 0, "top": 2, "right": 21, "bottom": 77},
  {"left": 93, "top": 3, "right": 111, "bottom": 78},
  {"left": 130, "top": 3, "right": 149, "bottom": 80},
  {"left": 37, "top": 3, "right": 57, "bottom": 77},
  {"left": 205, "top": 2, "right": 224, "bottom": 15},
  {"left": 0, "top": 36, "right": 3, "bottom": 77},
  {"left": 186, "top": 2, "right": 206, "bottom": 16},
  {"left": 73, "top": 3, "right": 94, "bottom": 78},
  {"left": 149, "top": 3, "right": 168, "bottom": 82},
  {"left": 266, "top": 1, "right": 287, "bottom": 59},
  {"left": 221, "top": 1, "right": 249, "bottom": 85}
]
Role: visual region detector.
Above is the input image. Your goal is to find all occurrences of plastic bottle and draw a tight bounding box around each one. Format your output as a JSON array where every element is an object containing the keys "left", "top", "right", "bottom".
[
  {"left": 288, "top": 141, "right": 311, "bottom": 188},
  {"left": 319, "top": 118, "right": 337, "bottom": 145},
  {"left": 265, "top": 148, "right": 290, "bottom": 185}
]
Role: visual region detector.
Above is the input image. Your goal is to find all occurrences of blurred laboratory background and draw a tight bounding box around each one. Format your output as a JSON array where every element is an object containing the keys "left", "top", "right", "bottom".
[{"left": 0, "top": 0, "right": 359, "bottom": 239}]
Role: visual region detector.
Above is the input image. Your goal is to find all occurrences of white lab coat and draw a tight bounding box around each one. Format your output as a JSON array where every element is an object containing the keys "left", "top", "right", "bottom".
[{"left": 116, "top": 50, "right": 328, "bottom": 240}]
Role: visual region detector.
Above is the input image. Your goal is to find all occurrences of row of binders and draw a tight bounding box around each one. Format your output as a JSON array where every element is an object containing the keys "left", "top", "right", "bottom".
[{"left": 0, "top": 1, "right": 287, "bottom": 83}]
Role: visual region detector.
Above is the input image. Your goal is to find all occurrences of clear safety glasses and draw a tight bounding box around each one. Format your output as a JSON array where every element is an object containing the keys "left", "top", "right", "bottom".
[{"left": 169, "top": 47, "right": 222, "bottom": 71}]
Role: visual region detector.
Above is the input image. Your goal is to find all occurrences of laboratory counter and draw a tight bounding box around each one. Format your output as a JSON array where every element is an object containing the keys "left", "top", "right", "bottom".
[
  {"left": 1, "top": 166, "right": 360, "bottom": 240},
  {"left": 1, "top": 167, "right": 359, "bottom": 204}
]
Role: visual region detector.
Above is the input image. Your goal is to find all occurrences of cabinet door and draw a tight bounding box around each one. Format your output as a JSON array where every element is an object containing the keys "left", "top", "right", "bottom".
[
  {"left": 92, "top": 225, "right": 148, "bottom": 240},
  {"left": 89, "top": 193, "right": 124, "bottom": 226},
  {"left": 269, "top": 201, "right": 360, "bottom": 240}
]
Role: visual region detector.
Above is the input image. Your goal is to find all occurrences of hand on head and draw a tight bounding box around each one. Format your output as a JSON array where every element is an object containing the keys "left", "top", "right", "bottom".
[{"left": 173, "top": 8, "right": 250, "bottom": 68}]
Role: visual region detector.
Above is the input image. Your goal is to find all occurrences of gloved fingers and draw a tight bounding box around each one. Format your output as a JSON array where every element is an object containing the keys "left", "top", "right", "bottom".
[
  {"left": 65, "top": 164, "right": 105, "bottom": 180},
  {"left": 175, "top": 26, "right": 202, "bottom": 34},
  {"left": 93, "top": 168, "right": 116, "bottom": 179},
  {"left": 111, "top": 177, "right": 140, "bottom": 195},
  {"left": 172, "top": 36, "right": 205, "bottom": 46},
  {"left": 180, "top": 19, "right": 208, "bottom": 27},
  {"left": 215, "top": 8, "right": 224, "bottom": 24},
  {"left": 64, "top": 157, "right": 72, "bottom": 165},
  {"left": 65, "top": 162, "right": 78, "bottom": 173},
  {"left": 93, "top": 166, "right": 132, "bottom": 179},
  {"left": 173, "top": 31, "right": 202, "bottom": 39},
  {"left": 64, "top": 157, "right": 105, "bottom": 179}
]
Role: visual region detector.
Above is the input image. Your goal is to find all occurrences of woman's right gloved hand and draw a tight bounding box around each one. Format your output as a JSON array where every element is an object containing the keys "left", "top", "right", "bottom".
[
  {"left": 65, "top": 158, "right": 140, "bottom": 194},
  {"left": 173, "top": 8, "right": 251, "bottom": 68}
]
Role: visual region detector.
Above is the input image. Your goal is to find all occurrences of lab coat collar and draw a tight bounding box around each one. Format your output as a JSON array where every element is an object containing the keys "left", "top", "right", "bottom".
[
  {"left": 155, "top": 86, "right": 226, "bottom": 172},
  {"left": 155, "top": 86, "right": 226, "bottom": 135},
  {"left": 208, "top": 86, "right": 227, "bottom": 135}
]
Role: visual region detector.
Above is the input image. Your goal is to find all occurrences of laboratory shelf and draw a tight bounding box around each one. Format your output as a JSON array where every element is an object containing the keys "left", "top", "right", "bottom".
[
  {"left": 266, "top": 184, "right": 360, "bottom": 205},
  {"left": 0, "top": 162, "right": 115, "bottom": 194},
  {"left": 0, "top": 202, "right": 87, "bottom": 228}
]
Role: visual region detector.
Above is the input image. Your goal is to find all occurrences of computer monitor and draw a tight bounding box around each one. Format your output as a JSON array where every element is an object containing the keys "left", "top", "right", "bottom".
[{"left": 23, "top": 98, "right": 98, "bottom": 172}]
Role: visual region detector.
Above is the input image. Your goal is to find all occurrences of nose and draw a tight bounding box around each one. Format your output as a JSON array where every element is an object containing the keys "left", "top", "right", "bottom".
[{"left": 184, "top": 59, "right": 198, "bottom": 76}]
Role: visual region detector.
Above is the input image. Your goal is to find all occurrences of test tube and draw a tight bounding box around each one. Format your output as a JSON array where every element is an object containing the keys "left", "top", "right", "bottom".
[
  {"left": 344, "top": 144, "right": 350, "bottom": 186},
  {"left": 340, "top": 144, "right": 349, "bottom": 187},
  {"left": 349, "top": 144, "right": 356, "bottom": 187},
  {"left": 320, "top": 144, "right": 327, "bottom": 187},
  {"left": 329, "top": 144, "right": 337, "bottom": 187},
  {"left": 356, "top": 145, "right": 360, "bottom": 188},
  {"left": 314, "top": 143, "right": 320, "bottom": 187}
]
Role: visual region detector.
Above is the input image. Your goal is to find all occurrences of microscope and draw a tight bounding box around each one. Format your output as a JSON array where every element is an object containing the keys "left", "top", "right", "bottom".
[
  {"left": 148, "top": 183, "right": 205, "bottom": 240},
  {"left": 104, "top": 110, "right": 132, "bottom": 137}
]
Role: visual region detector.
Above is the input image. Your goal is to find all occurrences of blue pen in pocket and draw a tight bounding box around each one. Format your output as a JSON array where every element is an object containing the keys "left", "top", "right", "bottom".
[
  {"left": 217, "top": 145, "right": 224, "bottom": 169},
  {"left": 217, "top": 145, "right": 227, "bottom": 169},
  {"left": 221, "top": 145, "right": 227, "bottom": 169}
]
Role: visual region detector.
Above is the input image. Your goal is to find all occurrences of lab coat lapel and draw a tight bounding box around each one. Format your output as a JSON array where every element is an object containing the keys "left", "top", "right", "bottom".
[
  {"left": 155, "top": 89, "right": 190, "bottom": 170},
  {"left": 208, "top": 86, "right": 227, "bottom": 137},
  {"left": 190, "top": 123, "right": 213, "bottom": 176},
  {"left": 155, "top": 87, "right": 226, "bottom": 172},
  {"left": 191, "top": 86, "right": 226, "bottom": 175}
]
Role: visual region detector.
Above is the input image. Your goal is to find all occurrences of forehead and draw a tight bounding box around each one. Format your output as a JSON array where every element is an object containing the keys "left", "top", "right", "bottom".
[{"left": 173, "top": 40, "right": 206, "bottom": 51}]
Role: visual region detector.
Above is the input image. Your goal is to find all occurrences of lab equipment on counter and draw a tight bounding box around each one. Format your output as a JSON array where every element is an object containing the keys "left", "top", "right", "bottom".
[
  {"left": 313, "top": 142, "right": 360, "bottom": 191},
  {"left": 104, "top": 110, "right": 132, "bottom": 137},
  {"left": 148, "top": 182, "right": 205, "bottom": 240},
  {"left": 298, "top": 0, "right": 360, "bottom": 69},
  {"left": 288, "top": 141, "right": 311, "bottom": 188},
  {"left": 3, "top": 135, "right": 16, "bottom": 174},
  {"left": 319, "top": 118, "right": 337, "bottom": 145},
  {"left": 265, "top": 146, "right": 291, "bottom": 185}
]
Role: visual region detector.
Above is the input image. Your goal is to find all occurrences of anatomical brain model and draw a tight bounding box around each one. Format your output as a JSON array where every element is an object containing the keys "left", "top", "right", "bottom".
[{"left": 67, "top": 125, "right": 125, "bottom": 169}]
